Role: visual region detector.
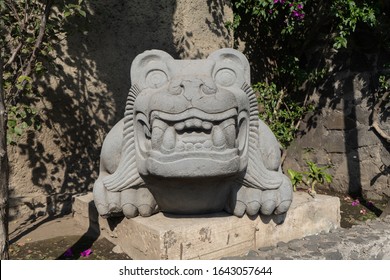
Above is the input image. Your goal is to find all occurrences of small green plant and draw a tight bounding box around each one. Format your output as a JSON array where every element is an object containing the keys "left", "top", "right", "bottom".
[
  {"left": 287, "top": 161, "right": 333, "bottom": 196},
  {"left": 305, "top": 161, "right": 332, "bottom": 195},
  {"left": 287, "top": 168, "right": 304, "bottom": 192}
]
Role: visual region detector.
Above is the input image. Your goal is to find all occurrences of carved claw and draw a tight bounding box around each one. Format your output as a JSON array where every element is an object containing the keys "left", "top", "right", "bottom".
[
  {"left": 226, "top": 174, "right": 292, "bottom": 217},
  {"left": 93, "top": 179, "right": 158, "bottom": 218}
]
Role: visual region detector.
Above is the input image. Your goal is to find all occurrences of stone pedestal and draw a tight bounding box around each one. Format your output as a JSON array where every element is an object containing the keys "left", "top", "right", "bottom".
[{"left": 73, "top": 192, "right": 340, "bottom": 260}]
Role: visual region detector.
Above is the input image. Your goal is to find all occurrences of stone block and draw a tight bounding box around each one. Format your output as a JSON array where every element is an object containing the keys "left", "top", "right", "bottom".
[
  {"left": 324, "top": 131, "right": 346, "bottom": 153},
  {"left": 324, "top": 111, "right": 356, "bottom": 130},
  {"left": 73, "top": 192, "right": 340, "bottom": 260}
]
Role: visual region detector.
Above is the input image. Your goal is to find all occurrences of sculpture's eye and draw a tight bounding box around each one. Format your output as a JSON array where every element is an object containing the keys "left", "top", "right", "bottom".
[
  {"left": 145, "top": 70, "right": 168, "bottom": 89},
  {"left": 214, "top": 68, "right": 236, "bottom": 87}
]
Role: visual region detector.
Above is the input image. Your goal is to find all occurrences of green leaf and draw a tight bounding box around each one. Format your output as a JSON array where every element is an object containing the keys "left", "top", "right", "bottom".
[
  {"left": 7, "top": 119, "right": 17, "bottom": 128},
  {"left": 17, "top": 75, "right": 32, "bottom": 84},
  {"left": 21, "top": 122, "right": 28, "bottom": 129},
  {"left": 287, "top": 169, "right": 296, "bottom": 178},
  {"left": 324, "top": 173, "right": 333, "bottom": 183},
  {"left": 78, "top": 9, "right": 86, "bottom": 17},
  {"left": 14, "top": 126, "right": 23, "bottom": 136}
]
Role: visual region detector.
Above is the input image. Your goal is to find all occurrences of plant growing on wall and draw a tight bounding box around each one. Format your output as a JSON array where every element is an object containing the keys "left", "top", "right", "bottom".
[
  {"left": 229, "top": 0, "right": 382, "bottom": 147},
  {"left": 372, "top": 75, "right": 390, "bottom": 142},
  {"left": 288, "top": 161, "right": 332, "bottom": 196},
  {"left": 254, "top": 81, "right": 313, "bottom": 148},
  {"left": 0, "top": 0, "right": 85, "bottom": 260}
]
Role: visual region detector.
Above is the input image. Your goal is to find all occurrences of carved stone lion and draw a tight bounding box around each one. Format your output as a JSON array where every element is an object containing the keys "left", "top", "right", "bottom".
[{"left": 93, "top": 49, "right": 292, "bottom": 218}]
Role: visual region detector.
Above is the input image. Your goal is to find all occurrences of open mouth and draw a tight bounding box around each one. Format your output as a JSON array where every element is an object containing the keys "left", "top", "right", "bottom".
[
  {"left": 147, "top": 108, "right": 238, "bottom": 157},
  {"left": 135, "top": 107, "right": 248, "bottom": 177},
  {"left": 136, "top": 107, "right": 248, "bottom": 160}
]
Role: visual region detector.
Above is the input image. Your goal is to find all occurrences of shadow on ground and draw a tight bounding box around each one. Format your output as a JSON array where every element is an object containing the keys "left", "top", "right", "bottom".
[{"left": 10, "top": 235, "right": 131, "bottom": 260}]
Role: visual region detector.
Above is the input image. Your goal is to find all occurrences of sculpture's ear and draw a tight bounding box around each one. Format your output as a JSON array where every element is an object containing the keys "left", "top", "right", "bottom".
[
  {"left": 208, "top": 48, "right": 251, "bottom": 86},
  {"left": 130, "top": 50, "right": 174, "bottom": 89}
]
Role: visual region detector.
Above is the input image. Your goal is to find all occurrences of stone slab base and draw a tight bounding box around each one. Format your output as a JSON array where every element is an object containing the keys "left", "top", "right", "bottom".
[{"left": 73, "top": 192, "right": 340, "bottom": 260}]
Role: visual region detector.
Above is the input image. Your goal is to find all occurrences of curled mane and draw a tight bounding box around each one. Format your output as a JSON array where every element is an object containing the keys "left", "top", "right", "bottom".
[
  {"left": 238, "top": 82, "right": 283, "bottom": 190},
  {"left": 102, "top": 85, "right": 145, "bottom": 191}
]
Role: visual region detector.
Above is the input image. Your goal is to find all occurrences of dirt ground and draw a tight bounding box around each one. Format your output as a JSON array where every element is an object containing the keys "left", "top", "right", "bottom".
[{"left": 8, "top": 214, "right": 130, "bottom": 260}]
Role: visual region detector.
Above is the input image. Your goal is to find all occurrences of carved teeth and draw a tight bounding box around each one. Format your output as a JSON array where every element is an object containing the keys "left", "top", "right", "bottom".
[
  {"left": 161, "top": 127, "right": 176, "bottom": 152},
  {"left": 194, "top": 143, "right": 203, "bottom": 150},
  {"left": 176, "top": 141, "right": 185, "bottom": 151},
  {"left": 203, "top": 140, "right": 212, "bottom": 149},
  {"left": 212, "top": 126, "right": 227, "bottom": 147},
  {"left": 185, "top": 119, "right": 194, "bottom": 128},
  {"left": 185, "top": 143, "right": 194, "bottom": 151},
  {"left": 151, "top": 119, "right": 168, "bottom": 150},
  {"left": 220, "top": 118, "right": 236, "bottom": 148},
  {"left": 193, "top": 119, "right": 202, "bottom": 128},
  {"left": 175, "top": 140, "right": 214, "bottom": 151},
  {"left": 153, "top": 118, "right": 168, "bottom": 130},
  {"left": 202, "top": 121, "right": 212, "bottom": 130},
  {"left": 174, "top": 122, "right": 185, "bottom": 131},
  {"left": 151, "top": 127, "right": 165, "bottom": 150},
  {"left": 150, "top": 116, "right": 237, "bottom": 153},
  {"left": 173, "top": 118, "right": 212, "bottom": 132}
]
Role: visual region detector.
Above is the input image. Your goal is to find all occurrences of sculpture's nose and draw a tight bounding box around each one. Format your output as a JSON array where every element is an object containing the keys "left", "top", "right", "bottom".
[{"left": 179, "top": 79, "right": 217, "bottom": 101}]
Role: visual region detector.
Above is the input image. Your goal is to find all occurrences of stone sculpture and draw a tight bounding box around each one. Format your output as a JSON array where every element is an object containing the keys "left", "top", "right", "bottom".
[{"left": 93, "top": 49, "right": 293, "bottom": 219}]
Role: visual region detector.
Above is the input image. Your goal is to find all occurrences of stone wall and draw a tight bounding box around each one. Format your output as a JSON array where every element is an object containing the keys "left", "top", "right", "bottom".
[
  {"left": 284, "top": 46, "right": 390, "bottom": 200},
  {"left": 233, "top": 9, "right": 389, "bottom": 201},
  {"left": 8, "top": 0, "right": 233, "bottom": 221}
]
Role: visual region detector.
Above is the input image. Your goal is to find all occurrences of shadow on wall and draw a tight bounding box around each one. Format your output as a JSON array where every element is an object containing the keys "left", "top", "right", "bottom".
[
  {"left": 13, "top": 0, "right": 178, "bottom": 220},
  {"left": 285, "top": 25, "right": 390, "bottom": 200},
  {"left": 11, "top": 0, "right": 233, "bottom": 222},
  {"left": 234, "top": 2, "right": 389, "bottom": 200},
  {"left": 173, "top": 0, "right": 232, "bottom": 59}
]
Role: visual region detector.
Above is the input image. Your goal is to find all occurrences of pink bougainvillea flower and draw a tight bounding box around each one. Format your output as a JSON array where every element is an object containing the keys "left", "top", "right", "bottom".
[
  {"left": 292, "top": 10, "right": 300, "bottom": 17},
  {"left": 360, "top": 209, "right": 367, "bottom": 215},
  {"left": 351, "top": 199, "right": 360, "bottom": 206},
  {"left": 274, "top": 0, "right": 279, "bottom": 3},
  {"left": 64, "top": 248, "right": 73, "bottom": 257},
  {"left": 80, "top": 249, "right": 92, "bottom": 257},
  {"left": 297, "top": 4, "right": 303, "bottom": 9}
]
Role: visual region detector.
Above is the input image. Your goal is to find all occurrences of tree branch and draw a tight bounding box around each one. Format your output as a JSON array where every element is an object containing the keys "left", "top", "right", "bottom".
[
  {"left": 22, "top": 0, "right": 53, "bottom": 77},
  {"left": 5, "top": 0, "right": 24, "bottom": 30},
  {"left": 4, "top": 42, "right": 23, "bottom": 67},
  {"left": 372, "top": 91, "right": 390, "bottom": 142},
  {"left": 0, "top": 43, "right": 10, "bottom": 260},
  {"left": 14, "top": 0, "right": 53, "bottom": 98}
]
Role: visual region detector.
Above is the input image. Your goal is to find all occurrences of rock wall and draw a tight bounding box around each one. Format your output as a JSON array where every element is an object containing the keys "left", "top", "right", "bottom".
[
  {"left": 284, "top": 45, "right": 390, "bottom": 200},
  {"left": 8, "top": 0, "right": 233, "bottom": 221}
]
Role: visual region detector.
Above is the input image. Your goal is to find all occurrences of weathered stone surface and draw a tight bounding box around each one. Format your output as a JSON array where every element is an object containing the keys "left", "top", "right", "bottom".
[
  {"left": 227, "top": 215, "right": 390, "bottom": 260},
  {"left": 73, "top": 191, "right": 341, "bottom": 260},
  {"left": 355, "top": 105, "right": 370, "bottom": 125},
  {"left": 284, "top": 64, "right": 389, "bottom": 199},
  {"left": 323, "top": 111, "right": 356, "bottom": 130},
  {"left": 93, "top": 49, "right": 292, "bottom": 219},
  {"left": 323, "top": 130, "right": 346, "bottom": 153}
]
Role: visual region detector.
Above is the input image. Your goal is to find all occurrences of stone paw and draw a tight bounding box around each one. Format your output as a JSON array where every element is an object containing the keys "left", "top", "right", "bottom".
[
  {"left": 225, "top": 175, "right": 293, "bottom": 217},
  {"left": 93, "top": 179, "right": 158, "bottom": 218}
]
